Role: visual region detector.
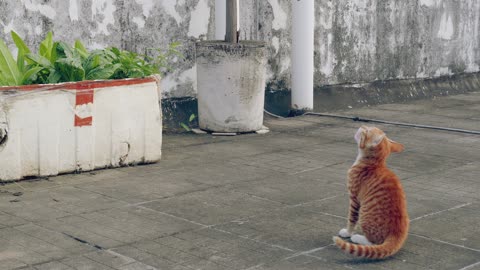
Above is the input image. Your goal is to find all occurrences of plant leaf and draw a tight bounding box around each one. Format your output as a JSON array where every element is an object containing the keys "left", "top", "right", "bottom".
[
  {"left": 83, "top": 50, "right": 106, "bottom": 71},
  {"left": 0, "top": 39, "right": 21, "bottom": 86},
  {"left": 74, "top": 40, "right": 89, "bottom": 59},
  {"left": 11, "top": 31, "right": 30, "bottom": 55},
  {"left": 21, "top": 66, "right": 43, "bottom": 85},
  {"left": 47, "top": 70, "right": 61, "bottom": 84},
  {"left": 86, "top": 63, "right": 121, "bottom": 80},
  {"left": 189, "top": 114, "right": 196, "bottom": 122},
  {"left": 17, "top": 47, "right": 25, "bottom": 72},
  {"left": 56, "top": 41, "right": 75, "bottom": 59},
  {"left": 26, "top": 53, "right": 53, "bottom": 68},
  {"left": 179, "top": 123, "right": 191, "bottom": 132},
  {"left": 11, "top": 31, "right": 32, "bottom": 66},
  {"left": 39, "top": 31, "right": 54, "bottom": 61},
  {"left": 56, "top": 57, "right": 85, "bottom": 82}
]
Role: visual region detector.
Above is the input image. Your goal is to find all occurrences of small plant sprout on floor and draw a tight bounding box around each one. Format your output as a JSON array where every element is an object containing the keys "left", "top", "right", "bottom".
[{"left": 180, "top": 113, "right": 197, "bottom": 132}]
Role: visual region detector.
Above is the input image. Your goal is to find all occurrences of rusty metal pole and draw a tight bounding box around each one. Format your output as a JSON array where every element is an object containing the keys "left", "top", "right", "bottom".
[{"left": 225, "top": 0, "right": 238, "bottom": 43}]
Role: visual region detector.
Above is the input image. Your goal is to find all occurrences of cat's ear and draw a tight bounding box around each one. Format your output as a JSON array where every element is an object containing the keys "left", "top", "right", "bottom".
[
  {"left": 371, "top": 134, "right": 385, "bottom": 146},
  {"left": 355, "top": 127, "right": 367, "bottom": 149},
  {"left": 358, "top": 132, "right": 366, "bottom": 149},
  {"left": 388, "top": 139, "right": 404, "bottom": 153}
]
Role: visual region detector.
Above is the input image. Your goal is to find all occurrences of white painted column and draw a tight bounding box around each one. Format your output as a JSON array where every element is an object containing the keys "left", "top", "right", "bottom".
[
  {"left": 237, "top": 0, "right": 240, "bottom": 32},
  {"left": 215, "top": 0, "right": 226, "bottom": 40},
  {"left": 292, "top": 0, "right": 314, "bottom": 110}
]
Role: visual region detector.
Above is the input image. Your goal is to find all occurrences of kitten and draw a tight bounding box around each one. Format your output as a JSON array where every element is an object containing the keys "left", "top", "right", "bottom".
[{"left": 333, "top": 126, "right": 409, "bottom": 259}]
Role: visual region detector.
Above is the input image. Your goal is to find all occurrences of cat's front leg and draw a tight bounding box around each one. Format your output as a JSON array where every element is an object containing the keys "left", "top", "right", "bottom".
[{"left": 338, "top": 195, "right": 360, "bottom": 238}]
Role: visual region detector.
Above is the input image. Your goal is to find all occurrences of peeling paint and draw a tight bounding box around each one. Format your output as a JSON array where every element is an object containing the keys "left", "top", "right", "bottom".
[
  {"left": 89, "top": 41, "right": 108, "bottom": 50},
  {"left": 21, "top": 0, "right": 56, "bottom": 20},
  {"left": 269, "top": 0, "right": 287, "bottom": 30},
  {"left": 34, "top": 25, "right": 42, "bottom": 35},
  {"left": 188, "top": 0, "right": 210, "bottom": 38},
  {"left": 466, "top": 63, "right": 480, "bottom": 73},
  {"left": 319, "top": 33, "right": 337, "bottom": 77},
  {"left": 132, "top": 17, "right": 145, "bottom": 29},
  {"left": 438, "top": 12, "right": 454, "bottom": 40},
  {"left": 419, "top": 0, "right": 440, "bottom": 7},
  {"left": 271, "top": 36, "right": 279, "bottom": 53},
  {"left": 162, "top": 64, "right": 197, "bottom": 96},
  {"left": 134, "top": 0, "right": 154, "bottom": 18},
  {"left": 161, "top": 0, "right": 181, "bottom": 25},
  {"left": 69, "top": 0, "right": 79, "bottom": 21},
  {"left": 91, "top": 0, "right": 116, "bottom": 36},
  {"left": 435, "top": 67, "right": 453, "bottom": 77}
]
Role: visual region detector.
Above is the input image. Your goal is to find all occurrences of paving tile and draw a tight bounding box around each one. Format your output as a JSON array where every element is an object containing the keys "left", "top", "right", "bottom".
[
  {"left": 117, "top": 261, "right": 158, "bottom": 270},
  {"left": 0, "top": 227, "right": 67, "bottom": 260},
  {"left": 61, "top": 255, "right": 116, "bottom": 270},
  {"left": 83, "top": 250, "right": 137, "bottom": 269},
  {"left": 13, "top": 223, "right": 95, "bottom": 255},
  {"left": 229, "top": 176, "right": 345, "bottom": 205},
  {"left": 132, "top": 240, "right": 199, "bottom": 265},
  {"left": 0, "top": 193, "right": 72, "bottom": 222},
  {"left": 410, "top": 203, "right": 480, "bottom": 250},
  {"left": 0, "top": 244, "right": 50, "bottom": 265},
  {"left": 162, "top": 228, "right": 294, "bottom": 270},
  {"left": 141, "top": 188, "right": 282, "bottom": 226},
  {"left": 213, "top": 206, "right": 345, "bottom": 252},
  {"left": 111, "top": 245, "right": 177, "bottom": 269},
  {"left": 0, "top": 212, "right": 29, "bottom": 227},
  {"left": 34, "top": 261, "right": 75, "bottom": 270},
  {"left": 79, "top": 206, "right": 200, "bottom": 239},
  {"left": 0, "top": 258, "right": 28, "bottom": 270},
  {"left": 57, "top": 215, "right": 140, "bottom": 244},
  {"left": 35, "top": 218, "right": 124, "bottom": 249}
]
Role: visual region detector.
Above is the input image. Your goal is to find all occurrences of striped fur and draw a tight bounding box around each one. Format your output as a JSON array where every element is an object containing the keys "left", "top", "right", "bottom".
[{"left": 334, "top": 126, "right": 409, "bottom": 259}]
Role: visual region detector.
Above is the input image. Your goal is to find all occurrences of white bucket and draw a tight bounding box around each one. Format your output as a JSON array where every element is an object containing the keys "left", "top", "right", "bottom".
[{"left": 196, "top": 41, "right": 267, "bottom": 133}]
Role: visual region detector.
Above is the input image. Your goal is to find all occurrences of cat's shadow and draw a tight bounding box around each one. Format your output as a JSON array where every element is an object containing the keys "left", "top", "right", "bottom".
[{"left": 337, "top": 256, "right": 395, "bottom": 265}]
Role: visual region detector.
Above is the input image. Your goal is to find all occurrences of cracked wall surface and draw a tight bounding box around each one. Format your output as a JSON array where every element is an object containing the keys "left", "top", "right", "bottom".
[{"left": 1, "top": 0, "right": 479, "bottom": 98}]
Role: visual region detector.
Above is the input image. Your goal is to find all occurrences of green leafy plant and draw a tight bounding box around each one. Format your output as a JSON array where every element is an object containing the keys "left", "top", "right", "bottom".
[
  {"left": 0, "top": 32, "right": 44, "bottom": 86},
  {"left": 180, "top": 113, "right": 197, "bottom": 132},
  {"left": 0, "top": 31, "right": 182, "bottom": 86}
]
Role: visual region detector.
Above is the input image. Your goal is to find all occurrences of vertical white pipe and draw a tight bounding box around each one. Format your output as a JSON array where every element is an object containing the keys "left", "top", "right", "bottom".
[
  {"left": 292, "top": 0, "right": 314, "bottom": 110},
  {"left": 237, "top": 0, "right": 240, "bottom": 32},
  {"left": 215, "top": 0, "right": 226, "bottom": 40}
]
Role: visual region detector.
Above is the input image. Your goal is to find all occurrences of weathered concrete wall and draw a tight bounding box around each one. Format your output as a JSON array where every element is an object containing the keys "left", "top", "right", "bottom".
[
  {"left": 1, "top": 0, "right": 479, "bottom": 98},
  {"left": 241, "top": 0, "right": 480, "bottom": 89},
  {"left": 315, "top": 0, "right": 480, "bottom": 86}
]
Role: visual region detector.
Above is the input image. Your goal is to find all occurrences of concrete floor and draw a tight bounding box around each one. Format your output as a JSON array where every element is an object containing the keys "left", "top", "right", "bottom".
[{"left": 1, "top": 93, "right": 480, "bottom": 270}]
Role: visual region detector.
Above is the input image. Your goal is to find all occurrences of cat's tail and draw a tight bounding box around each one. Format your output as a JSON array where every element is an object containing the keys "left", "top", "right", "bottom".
[{"left": 332, "top": 234, "right": 405, "bottom": 259}]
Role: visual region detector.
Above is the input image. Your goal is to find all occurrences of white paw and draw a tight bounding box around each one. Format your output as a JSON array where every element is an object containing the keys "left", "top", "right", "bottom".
[
  {"left": 338, "top": 228, "right": 352, "bottom": 238},
  {"left": 351, "top": 234, "right": 373, "bottom": 246}
]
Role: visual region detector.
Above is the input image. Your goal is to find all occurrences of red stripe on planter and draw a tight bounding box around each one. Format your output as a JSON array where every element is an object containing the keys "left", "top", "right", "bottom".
[
  {"left": 75, "top": 115, "right": 93, "bottom": 127},
  {"left": 76, "top": 89, "right": 94, "bottom": 105},
  {"left": 0, "top": 77, "right": 157, "bottom": 92},
  {"left": 74, "top": 89, "right": 94, "bottom": 127}
]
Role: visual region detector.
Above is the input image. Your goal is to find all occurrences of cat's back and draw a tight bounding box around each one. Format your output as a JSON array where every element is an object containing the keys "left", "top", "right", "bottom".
[{"left": 349, "top": 164, "right": 406, "bottom": 200}]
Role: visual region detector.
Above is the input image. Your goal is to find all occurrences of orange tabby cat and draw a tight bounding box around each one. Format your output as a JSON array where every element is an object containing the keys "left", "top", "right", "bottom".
[{"left": 333, "top": 126, "right": 409, "bottom": 259}]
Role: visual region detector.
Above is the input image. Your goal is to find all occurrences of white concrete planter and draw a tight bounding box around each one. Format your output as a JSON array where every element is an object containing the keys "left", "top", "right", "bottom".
[
  {"left": 196, "top": 41, "right": 267, "bottom": 132},
  {"left": 0, "top": 76, "right": 162, "bottom": 181}
]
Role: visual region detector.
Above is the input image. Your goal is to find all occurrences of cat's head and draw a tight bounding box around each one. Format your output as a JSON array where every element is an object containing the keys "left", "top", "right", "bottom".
[{"left": 354, "top": 126, "right": 404, "bottom": 157}]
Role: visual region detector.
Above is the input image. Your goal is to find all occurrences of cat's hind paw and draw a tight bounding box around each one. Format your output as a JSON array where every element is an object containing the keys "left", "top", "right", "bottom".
[
  {"left": 351, "top": 234, "right": 373, "bottom": 246},
  {"left": 338, "top": 228, "right": 352, "bottom": 238}
]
